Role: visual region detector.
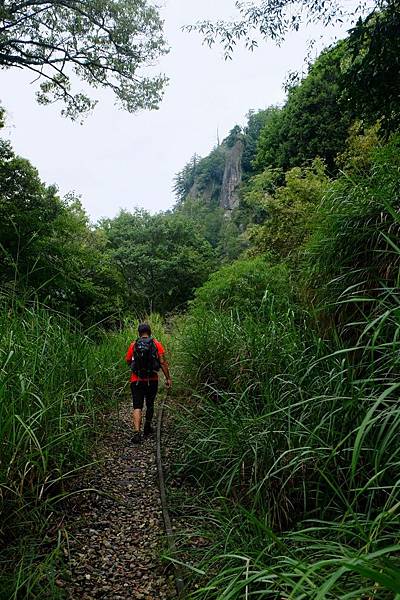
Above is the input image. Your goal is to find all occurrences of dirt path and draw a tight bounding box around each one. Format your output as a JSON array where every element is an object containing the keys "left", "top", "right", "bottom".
[{"left": 62, "top": 399, "right": 175, "bottom": 600}]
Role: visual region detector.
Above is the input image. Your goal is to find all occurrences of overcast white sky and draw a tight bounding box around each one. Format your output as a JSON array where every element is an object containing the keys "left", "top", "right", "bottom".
[{"left": 0, "top": 0, "right": 361, "bottom": 223}]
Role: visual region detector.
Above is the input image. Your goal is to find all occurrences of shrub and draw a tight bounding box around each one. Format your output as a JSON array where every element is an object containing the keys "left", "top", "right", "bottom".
[
  {"left": 191, "top": 256, "right": 293, "bottom": 318},
  {"left": 304, "top": 133, "right": 400, "bottom": 325}
]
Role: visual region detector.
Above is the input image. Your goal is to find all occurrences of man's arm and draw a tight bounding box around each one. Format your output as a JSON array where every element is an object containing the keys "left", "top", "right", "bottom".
[
  {"left": 159, "top": 355, "right": 172, "bottom": 388},
  {"left": 125, "top": 343, "right": 134, "bottom": 365}
]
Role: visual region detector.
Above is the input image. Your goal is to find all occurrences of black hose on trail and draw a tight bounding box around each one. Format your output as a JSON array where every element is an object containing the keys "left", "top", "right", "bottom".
[{"left": 156, "top": 394, "right": 185, "bottom": 597}]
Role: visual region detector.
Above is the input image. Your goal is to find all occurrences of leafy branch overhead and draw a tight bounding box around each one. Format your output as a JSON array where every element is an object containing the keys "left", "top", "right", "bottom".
[
  {"left": 0, "top": 0, "right": 169, "bottom": 119},
  {"left": 186, "top": 0, "right": 381, "bottom": 58}
]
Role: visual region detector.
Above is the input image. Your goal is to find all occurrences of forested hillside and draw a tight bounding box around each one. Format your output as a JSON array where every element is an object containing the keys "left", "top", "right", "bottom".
[
  {"left": 1, "top": 0, "right": 400, "bottom": 597},
  {"left": 168, "top": 3, "right": 400, "bottom": 598}
]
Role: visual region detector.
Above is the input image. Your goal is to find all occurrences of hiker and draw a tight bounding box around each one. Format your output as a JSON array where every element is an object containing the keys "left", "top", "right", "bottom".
[{"left": 125, "top": 323, "right": 172, "bottom": 444}]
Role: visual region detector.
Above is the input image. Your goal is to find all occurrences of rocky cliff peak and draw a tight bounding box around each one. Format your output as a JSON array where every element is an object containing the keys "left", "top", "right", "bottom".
[{"left": 219, "top": 137, "right": 244, "bottom": 212}]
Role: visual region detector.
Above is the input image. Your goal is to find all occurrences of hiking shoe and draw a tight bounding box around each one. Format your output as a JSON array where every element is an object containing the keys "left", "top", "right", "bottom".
[
  {"left": 131, "top": 431, "right": 142, "bottom": 444},
  {"left": 143, "top": 422, "right": 154, "bottom": 437}
]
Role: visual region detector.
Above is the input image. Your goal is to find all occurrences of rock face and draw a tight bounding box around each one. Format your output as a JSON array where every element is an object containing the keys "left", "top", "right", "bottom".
[
  {"left": 182, "top": 133, "right": 244, "bottom": 214},
  {"left": 188, "top": 178, "right": 221, "bottom": 206},
  {"left": 219, "top": 138, "right": 244, "bottom": 212}
]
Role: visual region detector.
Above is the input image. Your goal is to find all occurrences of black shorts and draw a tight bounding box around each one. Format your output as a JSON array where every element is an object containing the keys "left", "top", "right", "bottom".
[{"left": 130, "top": 381, "right": 158, "bottom": 418}]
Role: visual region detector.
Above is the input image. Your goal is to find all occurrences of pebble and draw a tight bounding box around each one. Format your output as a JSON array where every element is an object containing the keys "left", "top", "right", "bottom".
[{"left": 58, "top": 400, "right": 175, "bottom": 599}]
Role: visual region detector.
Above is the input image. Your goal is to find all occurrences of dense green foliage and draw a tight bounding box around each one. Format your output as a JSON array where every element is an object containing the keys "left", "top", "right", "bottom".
[
  {"left": 254, "top": 45, "right": 351, "bottom": 173},
  {"left": 245, "top": 159, "right": 330, "bottom": 258},
  {"left": 0, "top": 140, "right": 217, "bottom": 322},
  {"left": 0, "top": 297, "right": 132, "bottom": 596},
  {"left": 171, "top": 134, "right": 400, "bottom": 599},
  {"left": 1, "top": 1, "right": 400, "bottom": 597},
  {"left": 100, "top": 209, "right": 215, "bottom": 314},
  {"left": 191, "top": 256, "right": 291, "bottom": 317},
  {"left": 343, "top": 1, "right": 400, "bottom": 134},
  {"left": 0, "top": 0, "right": 168, "bottom": 118},
  {"left": 306, "top": 134, "right": 400, "bottom": 320},
  {"left": 165, "top": 6, "right": 400, "bottom": 598},
  {"left": 241, "top": 108, "right": 280, "bottom": 177},
  {"left": 174, "top": 17, "right": 400, "bottom": 259},
  {"left": 0, "top": 141, "right": 124, "bottom": 324}
]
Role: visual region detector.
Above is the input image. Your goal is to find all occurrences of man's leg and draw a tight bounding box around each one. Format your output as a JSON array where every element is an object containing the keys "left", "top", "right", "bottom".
[
  {"left": 131, "top": 383, "right": 145, "bottom": 443},
  {"left": 133, "top": 409, "right": 142, "bottom": 431},
  {"left": 143, "top": 381, "right": 158, "bottom": 436}
]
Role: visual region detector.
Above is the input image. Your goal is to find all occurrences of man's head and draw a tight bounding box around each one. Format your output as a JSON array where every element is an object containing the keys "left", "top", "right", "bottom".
[{"left": 138, "top": 323, "right": 151, "bottom": 337}]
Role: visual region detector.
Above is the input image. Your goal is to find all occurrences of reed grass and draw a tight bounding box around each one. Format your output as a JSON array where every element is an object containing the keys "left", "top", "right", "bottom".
[
  {"left": 0, "top": 296, "right": 132, "bottom": 597},
  {"left": 169, "top": 139, "right": 400, "bottom": 598},
  {"left": 171, "top": 279, "right": 400, "bottom": 597}
]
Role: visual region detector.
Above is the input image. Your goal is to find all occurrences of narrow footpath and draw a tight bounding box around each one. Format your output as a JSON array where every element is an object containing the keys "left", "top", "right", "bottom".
[{"left": 62, "top": 399, "right": 175, "bottom": 600}]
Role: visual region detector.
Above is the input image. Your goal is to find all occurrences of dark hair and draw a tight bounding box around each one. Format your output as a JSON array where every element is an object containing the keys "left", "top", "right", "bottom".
[{"left": 138, "top": 323, "right": 151, "bottom": 336}]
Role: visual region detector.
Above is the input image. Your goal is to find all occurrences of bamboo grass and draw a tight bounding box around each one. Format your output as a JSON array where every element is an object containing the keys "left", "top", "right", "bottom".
[{"left": 0, "top": 297, "right": 132, "bottom": 597}]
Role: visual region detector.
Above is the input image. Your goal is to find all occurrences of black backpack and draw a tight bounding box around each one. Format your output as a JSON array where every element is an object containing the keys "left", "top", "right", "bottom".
[{"left": 131, "top": 337, "right": 160, "bottom": 378}]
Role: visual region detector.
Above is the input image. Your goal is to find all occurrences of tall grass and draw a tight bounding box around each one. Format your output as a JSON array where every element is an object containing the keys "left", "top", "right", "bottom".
[
  {"left": 172, "top": 293, "right": 400, "bottom": 598},
  {"left": 169, "top": 138, "right": 400, "bottom": 598},
  {"left": 0, "top": 296, "right": 132, "bottom": 598}
]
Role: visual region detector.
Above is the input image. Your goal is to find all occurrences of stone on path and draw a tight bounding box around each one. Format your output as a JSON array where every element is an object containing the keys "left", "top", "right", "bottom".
[{"left": 61, "top": 401, "right": 175, "bottom": 600}]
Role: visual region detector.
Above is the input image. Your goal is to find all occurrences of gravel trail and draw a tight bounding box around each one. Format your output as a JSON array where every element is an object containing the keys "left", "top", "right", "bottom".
[{"left": 63, "top": 399, "right": 175, "bottom": 600}]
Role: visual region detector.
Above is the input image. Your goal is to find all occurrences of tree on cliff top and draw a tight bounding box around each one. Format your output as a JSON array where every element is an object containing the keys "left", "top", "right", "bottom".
[
  {"left": 254, "top": 43, "right": 351, "bottom": 173},
  {"left": 0, "top": 0, "right": 168, "bottom": 119},
  {"left": 343, "top": 0, "right": 400, "bottom": 134}
]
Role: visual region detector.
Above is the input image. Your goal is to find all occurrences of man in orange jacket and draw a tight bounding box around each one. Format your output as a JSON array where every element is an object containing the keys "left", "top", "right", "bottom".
[{"left": 125, "top": 323, "right": 172, "bottom": 444}]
